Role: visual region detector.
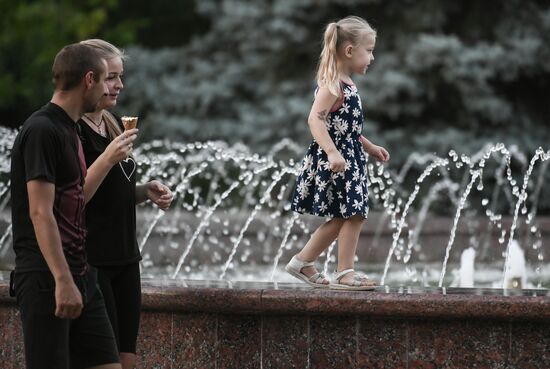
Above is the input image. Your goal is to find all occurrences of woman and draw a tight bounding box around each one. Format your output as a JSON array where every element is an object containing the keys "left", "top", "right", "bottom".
[{"left": 78, "top": 39, "right": 173, "bottom": 369}]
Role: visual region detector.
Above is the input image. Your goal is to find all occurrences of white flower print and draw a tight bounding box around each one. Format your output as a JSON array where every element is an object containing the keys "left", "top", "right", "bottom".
[
  {"left": 331, "top": 115, "right": 343, "bottom": 130},
  {"left": 355, "top": 184, "right": 363, "bottom": 195},
  {"left": 353, "top": 199, "right": 363, "bottom": 210},
  {"left": 352, "top": 120, "right": 361, "bottom": 133},
  {"left": 314, "top": 193, "right": 320, "bottom": 203},
  {"left": 339, "top": 103, "right": 349, "bottom": 114},
  {"left": 303, "top": 154, "right": 313, "bottom": 171},
  {"left": 316, "top": 178, "right": 327, "bottom": 192},
  {"left": 347, "top": 148, "right": 355, "bottom": 157},
  {"left": 334, "top": 119, "right": 348, "bottom": 136},
  {"left": 345, "top": 159, "right": 352, "bottom": 172},
  {"left": 297, "top": 179, "right": 310, "bottom": 200},
  {"left": 329, "top": 172, "right": 338, "bottom": 185},
  {"left": 327, "top": 189, "right": 334, "bottom": 205},
  {"left": 352, "top": 108, "right": 361, "bottom": 118},
  {"left": 340, "top": 203, "right": 347, "bottom": 215},
  {"left": 344, "top": 88, "right": 352, "bottom": 99},
  {"left": 306, "top": 167, "right": 316, "bottom": 179},
  {"left": 352, "top": 169, "right": 360, "bottom": 181},
  {"left": 345, "top": 181, "right": 352, "bottom": 192},
  {"left": 319, "top": 201, "right": 328, "bottom": 213}
]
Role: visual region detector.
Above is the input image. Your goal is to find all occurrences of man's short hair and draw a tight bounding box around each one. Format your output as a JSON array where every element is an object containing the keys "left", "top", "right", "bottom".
[{"left": 52, "top": 43, "right": 106, "bottom": 91}]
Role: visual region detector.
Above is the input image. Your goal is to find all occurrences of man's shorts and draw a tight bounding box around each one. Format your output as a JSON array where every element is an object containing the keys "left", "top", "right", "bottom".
[{"left": 13, "top": 269, "right": 120, "bottom": 369}]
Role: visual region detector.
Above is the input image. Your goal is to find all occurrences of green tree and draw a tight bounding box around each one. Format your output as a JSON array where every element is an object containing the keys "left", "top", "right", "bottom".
[{"left": 0, "top": 0, "right": 122, "bottom": 126}]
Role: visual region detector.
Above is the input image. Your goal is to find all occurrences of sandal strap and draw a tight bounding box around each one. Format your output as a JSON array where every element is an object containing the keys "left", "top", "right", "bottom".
[
  {"left": 353, "top": 272, "right": 368, "bottom": 280},
  {"left": 309, "top": 272, "right": 327, "bottom": 284},
  {"left": 287, "top": 255, "right": 315, "bottom": 271},
  {"left": 333, "top": 268, "right": 355, "bottom": 282}
]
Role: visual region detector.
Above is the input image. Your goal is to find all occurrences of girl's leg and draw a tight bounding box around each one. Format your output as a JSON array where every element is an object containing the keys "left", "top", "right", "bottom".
[
  {"left": 337, "top": 215, "right": 375, "bottom": 286},
  {"left": 296, "top": 218, "right": 345, "bottom": 282}
]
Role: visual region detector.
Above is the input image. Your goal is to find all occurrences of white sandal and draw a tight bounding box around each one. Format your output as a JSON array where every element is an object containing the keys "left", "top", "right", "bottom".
[
  {"left": 330, "top": 269, "right": 377, "bottom": 290},
  {"left": 285, "top": 255, "right": 329, "bottom": 288}
]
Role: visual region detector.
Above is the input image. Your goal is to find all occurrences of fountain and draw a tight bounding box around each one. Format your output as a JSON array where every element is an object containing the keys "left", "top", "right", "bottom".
[{"left": 0, "top": 126, "right": 549, "bottom": 367}]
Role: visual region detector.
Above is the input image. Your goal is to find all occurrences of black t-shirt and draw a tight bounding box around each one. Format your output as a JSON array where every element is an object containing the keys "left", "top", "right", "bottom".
[
  {"left": 11, "top": 102, "right": 89, "bottom": 275},
  {"left": 77, "top": 115, "right": 141, "bottom": 266}
]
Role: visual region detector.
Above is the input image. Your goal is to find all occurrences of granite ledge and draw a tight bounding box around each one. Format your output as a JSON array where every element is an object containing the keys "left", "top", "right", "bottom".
[{"left": 1, "top": 280, "right": 549, "bottom": 321}]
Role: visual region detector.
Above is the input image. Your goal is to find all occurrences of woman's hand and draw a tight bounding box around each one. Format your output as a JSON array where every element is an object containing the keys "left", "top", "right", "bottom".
[
  {"left": 367, "top": 144, "right": 390, "bottom": 162},
  {"left": 327, "top": 150, "right": 346, "bottom": 172},
  {"left": 146, "top": 180, "right": 173, "bottom": 210},
  {"left": 103, "top": 128, "right": 138, "bottom": 165}
]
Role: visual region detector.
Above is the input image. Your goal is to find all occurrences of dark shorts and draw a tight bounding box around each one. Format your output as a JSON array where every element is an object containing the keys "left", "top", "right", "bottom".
[
  {"left": 13, "top": 269, "right": 120, "bottom": 369},
  {"left": 96, "top": 263, "right": 141, "bottom": 354}
]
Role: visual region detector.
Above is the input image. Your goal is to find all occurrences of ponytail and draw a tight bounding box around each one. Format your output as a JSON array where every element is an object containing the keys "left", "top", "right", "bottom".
[{"left": 316, "top": 23, "right": 341, "bottom": 97}]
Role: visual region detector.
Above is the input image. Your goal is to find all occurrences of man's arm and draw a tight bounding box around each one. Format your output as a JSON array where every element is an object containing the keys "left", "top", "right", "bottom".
[{"left": 27, "top": 179, "right": 82, "bottom": 319}]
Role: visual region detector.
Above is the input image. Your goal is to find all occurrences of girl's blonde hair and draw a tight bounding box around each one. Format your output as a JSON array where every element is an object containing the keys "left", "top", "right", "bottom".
[
  {"left": 316, "top": 16, "right": 376, "bottom": 97},
  {"left": 80, "top": 39, "right": 126, "bottom": 140}
]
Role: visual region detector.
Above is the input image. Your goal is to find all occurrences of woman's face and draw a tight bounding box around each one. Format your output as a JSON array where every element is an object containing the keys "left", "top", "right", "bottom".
[{"left": 98, "top": 56, "right": 124, "bottom": 110}]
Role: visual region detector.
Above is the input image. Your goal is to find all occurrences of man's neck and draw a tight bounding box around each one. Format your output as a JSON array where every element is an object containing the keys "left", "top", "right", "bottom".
[{"left": 51, "top": 91, "right": 83, "bottom": 123}]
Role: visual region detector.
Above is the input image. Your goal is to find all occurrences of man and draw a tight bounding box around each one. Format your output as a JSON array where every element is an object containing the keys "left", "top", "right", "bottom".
[{"left": 10, "top": 43, "right": 137, "bottom": 369}]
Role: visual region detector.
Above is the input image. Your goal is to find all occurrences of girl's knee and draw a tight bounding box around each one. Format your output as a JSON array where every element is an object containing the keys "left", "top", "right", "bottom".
[
  {"left": 328, "top": 218, "right": 345, "bottom": 226},
  {"left": 348, "top": 215, "right": 365, "bottom": 224}
]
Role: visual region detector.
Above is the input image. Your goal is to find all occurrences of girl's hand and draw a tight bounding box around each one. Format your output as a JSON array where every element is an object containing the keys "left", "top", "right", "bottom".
[
  {"left": 146, "top": 180, "right": 173, "bottom": 210},
  {"left": 367, "top": 145, "right": 390, "bottom": 162},
  {"left": 103, "top": 128, "right": 138, "bottom": 165},
  {"left": 327, "top": 150, "right": 346, "bottom": 172}
]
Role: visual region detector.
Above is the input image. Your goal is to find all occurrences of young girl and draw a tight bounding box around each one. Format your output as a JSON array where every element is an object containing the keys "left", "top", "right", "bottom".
[
  {"left": 78, "top": 39, "right": 173, "bottom": 369},
  {"left": 286, "top": 16, "right": 389, "bottom": 290}
]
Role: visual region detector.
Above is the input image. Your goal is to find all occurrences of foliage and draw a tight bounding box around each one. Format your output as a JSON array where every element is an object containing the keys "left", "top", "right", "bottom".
[
  {"left": 0, "top": 0, "right": 119, "bottom": 124},
  {"left": 0, "top": 0, "right": 206, "bottom": 126}
]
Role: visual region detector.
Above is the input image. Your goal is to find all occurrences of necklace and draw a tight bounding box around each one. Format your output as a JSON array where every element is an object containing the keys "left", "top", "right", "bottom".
[{"left": 84, "top": 114, "right": 106, "bottom": 136}]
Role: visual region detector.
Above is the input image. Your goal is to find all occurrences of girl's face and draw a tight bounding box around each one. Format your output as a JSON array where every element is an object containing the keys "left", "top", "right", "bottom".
[
  {"left": 343, "top": 34, "right": 376, "bottom": 75},
  {"left": 98, "top": 56, "right": 124, "bottom": 110}
]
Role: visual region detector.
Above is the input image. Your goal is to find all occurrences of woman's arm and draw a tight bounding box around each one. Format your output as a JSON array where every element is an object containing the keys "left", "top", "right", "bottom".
[
  {"left": 136, "top": 180, "right": 173, "bottom": 210},
  {"left": 83, "top": 128, "right": 138, "bottom": 203}
]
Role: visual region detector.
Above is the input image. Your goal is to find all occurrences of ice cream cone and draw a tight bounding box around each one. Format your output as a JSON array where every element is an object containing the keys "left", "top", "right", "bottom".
[{"left": 121, "top": 116, "right": 138, "bottom": 130}]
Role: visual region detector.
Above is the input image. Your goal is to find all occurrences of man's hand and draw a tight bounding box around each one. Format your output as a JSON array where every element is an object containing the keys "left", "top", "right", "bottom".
[{"left": 54, "top": 277, "right": 83, "bottom": 319}]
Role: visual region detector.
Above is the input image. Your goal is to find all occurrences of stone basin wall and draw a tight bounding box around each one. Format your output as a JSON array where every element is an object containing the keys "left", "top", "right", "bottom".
[{"left": 1, "top": 279, "right": 549, "bottom": 368}]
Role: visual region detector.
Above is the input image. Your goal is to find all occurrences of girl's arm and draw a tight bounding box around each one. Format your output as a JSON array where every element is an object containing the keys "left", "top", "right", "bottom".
[
  {"left": 359, "top": 135, "right": 390, "bottom": 162},
  {"left": 308, "top": 87, "right": 346, "bottom": 172}
]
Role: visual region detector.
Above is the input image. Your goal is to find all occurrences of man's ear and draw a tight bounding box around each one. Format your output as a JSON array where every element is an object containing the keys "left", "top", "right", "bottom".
[{"left": 83, "top": 71, "right": 94, "bottom": 89}]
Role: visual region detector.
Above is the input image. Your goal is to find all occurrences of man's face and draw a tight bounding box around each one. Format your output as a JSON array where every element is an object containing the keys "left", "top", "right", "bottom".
[{"left": 83, "top": 59, "right": 109, "bottom": 113}]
